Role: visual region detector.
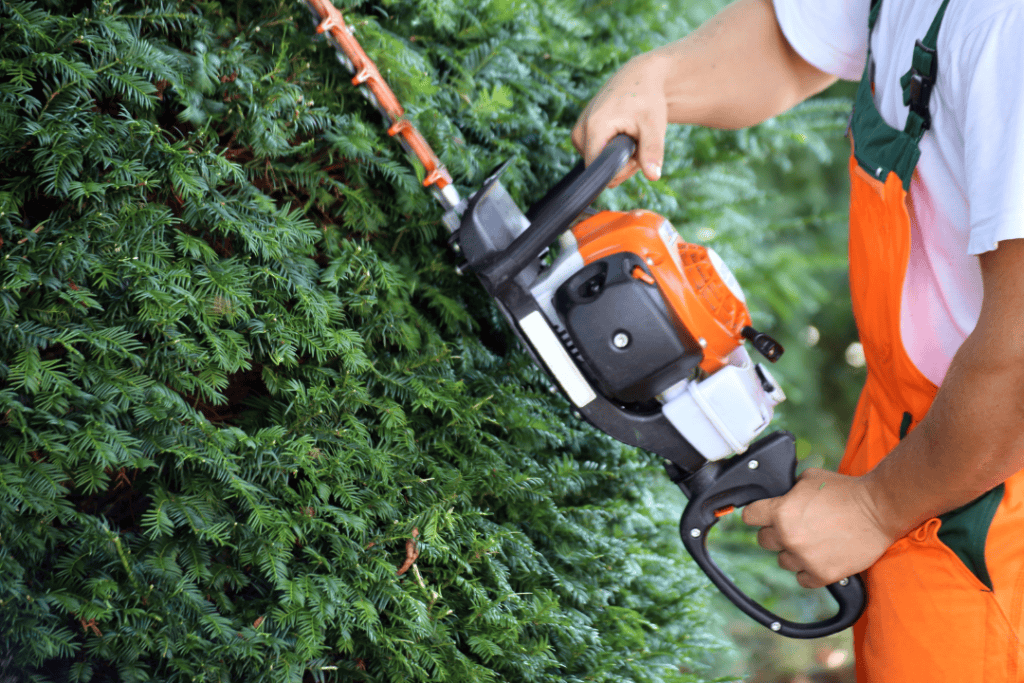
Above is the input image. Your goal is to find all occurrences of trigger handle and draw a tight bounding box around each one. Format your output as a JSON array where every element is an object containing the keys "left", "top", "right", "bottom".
[{"left": 679, "top": 431, "right": 867, "bottom": 639}]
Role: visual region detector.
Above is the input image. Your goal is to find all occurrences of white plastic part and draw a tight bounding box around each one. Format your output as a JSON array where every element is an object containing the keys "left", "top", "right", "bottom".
[
  {"left": 660, "top": 347, "right": 785, "bottom": 461},
  {"left": 658, "top": 219, "right": 686, "bottom": 275},
  {"left": 706, "top": 247, "right": 746, "bottom": 303},
  {"left": 557, "top": 229, "right": 577, "bottom": 252},
  {"left": 436, "top": 183, "right": 463, "bottom": 213},
  {"left": 519, "top": 311, "right": 596, "bottom": 407}
]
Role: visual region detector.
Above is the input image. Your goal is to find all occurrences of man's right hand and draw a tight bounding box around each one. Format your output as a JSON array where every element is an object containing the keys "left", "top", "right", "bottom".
[
  {"left": 571, "top": 53, "right": 670, "bottom": 188},
  {"left": 570, "top": 0, "right": 836, "bottom": 189}
]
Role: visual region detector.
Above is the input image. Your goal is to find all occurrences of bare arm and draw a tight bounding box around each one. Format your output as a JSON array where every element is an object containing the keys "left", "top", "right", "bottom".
[
  {"left": 744, "top": 238, "right": 1024, "bottom": 589},
  {"left": 865, "top": 238, "right": 1024, "bottom": 538},
  {"left": 571, "top": 0, "right": 836, "bottom": 186}
]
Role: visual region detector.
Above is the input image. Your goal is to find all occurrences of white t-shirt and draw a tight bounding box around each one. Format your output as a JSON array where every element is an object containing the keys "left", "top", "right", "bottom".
[{"left": 773, "top": 0, "right": 1024, "bottom": 386}]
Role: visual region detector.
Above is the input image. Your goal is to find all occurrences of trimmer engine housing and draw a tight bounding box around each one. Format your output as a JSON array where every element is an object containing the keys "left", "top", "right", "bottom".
[{"left": 451, "top": 150, "right": 785, "bottom": 466}]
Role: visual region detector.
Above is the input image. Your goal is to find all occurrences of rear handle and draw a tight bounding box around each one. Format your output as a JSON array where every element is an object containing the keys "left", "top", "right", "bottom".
[{"left": 679, "top": 431, "right": 867, "bottom": 638}]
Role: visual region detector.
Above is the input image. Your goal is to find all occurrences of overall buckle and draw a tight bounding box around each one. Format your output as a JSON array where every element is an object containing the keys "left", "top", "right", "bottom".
[{"left": 907, "top": 39, "right": 937, "bottom": 130}]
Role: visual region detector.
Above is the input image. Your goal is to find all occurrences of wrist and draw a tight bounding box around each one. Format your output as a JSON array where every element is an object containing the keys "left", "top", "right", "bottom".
[
  {"left": 859, "top": 464, "right": 924, "bottom": 542},
  {"left": 627, "top": 49, "right": 672, "bottom": 96}
]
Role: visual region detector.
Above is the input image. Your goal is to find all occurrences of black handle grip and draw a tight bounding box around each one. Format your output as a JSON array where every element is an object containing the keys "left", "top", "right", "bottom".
[
  {"left": 679, "top": 431, "right": 867, "bottom": 638},
  {"left": 479, "top": 135, "right": 636, "bottom": 290}
]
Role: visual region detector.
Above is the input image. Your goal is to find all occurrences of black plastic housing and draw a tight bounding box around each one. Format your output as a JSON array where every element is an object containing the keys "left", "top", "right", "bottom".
[
  {"left": 452, "top": 158, "right": 524, "bottom": 273},
  {"left": 555, "top": 253, "right": 702, "bottom": 404}
]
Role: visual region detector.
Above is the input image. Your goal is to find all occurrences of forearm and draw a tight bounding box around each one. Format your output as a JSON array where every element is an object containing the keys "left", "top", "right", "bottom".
[
  {"left": 743, "top": 321, "right": 1024, "bottom": 590},
  {"left": 650, "top": 0, "right": 836, "bottom": 129},
  {"left": 863, "top": 321, "right": 1024, "bottom": 539}
]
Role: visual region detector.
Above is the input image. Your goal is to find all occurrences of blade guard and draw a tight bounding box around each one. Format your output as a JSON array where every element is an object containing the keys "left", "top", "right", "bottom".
[{"left": 678, "top": 432, "right": 866, "bottom": 638}]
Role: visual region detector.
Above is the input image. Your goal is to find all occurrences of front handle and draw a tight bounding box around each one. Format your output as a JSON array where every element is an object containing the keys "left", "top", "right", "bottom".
[
  {"left": 679, "top": 431, "right": 867, "bottom": 638},
  {"left": 478, "top": 135, "right": 636, "bottom": 291}
]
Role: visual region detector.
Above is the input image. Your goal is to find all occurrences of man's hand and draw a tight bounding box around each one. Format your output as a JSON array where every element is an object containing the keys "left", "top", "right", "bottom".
[
  {"left": 742, "top": 468, "right": 896, "bottom": 589},
  {"left": 570, "top": 0, "right": 836, "bottom": 189},
  {"left": 571, "top": 53, "right": 669, "bottom": 188}
]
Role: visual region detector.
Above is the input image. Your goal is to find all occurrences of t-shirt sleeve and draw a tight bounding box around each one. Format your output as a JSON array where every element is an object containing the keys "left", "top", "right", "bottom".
[
  {"left": 960, "top": 8, "right": 1024, "bottom": 255},
  {"left": 772, "top": 0, "right": 870, "bottom": 81}
]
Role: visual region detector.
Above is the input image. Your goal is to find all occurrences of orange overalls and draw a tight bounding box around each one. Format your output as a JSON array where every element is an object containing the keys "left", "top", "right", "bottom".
[{"left": 841, "top": 1, "right": 1024, "bottom": 679}]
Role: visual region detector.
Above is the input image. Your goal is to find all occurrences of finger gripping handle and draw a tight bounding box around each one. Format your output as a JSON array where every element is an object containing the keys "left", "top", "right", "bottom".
[{"left": 680, "top": 431, "right": 867, "bottom": 638}]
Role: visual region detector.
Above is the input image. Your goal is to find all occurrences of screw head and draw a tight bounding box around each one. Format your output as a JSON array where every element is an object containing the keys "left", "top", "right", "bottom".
[
  {"left": 839, "top": 577, "right": 849, "bottom": 587},
  {"left": 689, "top": 528, "right": 701, "bottom": 538},
  {"left": 613, "top": 332, "right": 630, "bottom": 349},
  {"left": 748, "top": 460, "right": 759, "bottom": 470}
]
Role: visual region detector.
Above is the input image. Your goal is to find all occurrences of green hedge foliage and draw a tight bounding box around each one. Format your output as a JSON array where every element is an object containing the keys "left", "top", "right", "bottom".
[{"left": 0, "top": 0, "right": 852, "bottom": 681}]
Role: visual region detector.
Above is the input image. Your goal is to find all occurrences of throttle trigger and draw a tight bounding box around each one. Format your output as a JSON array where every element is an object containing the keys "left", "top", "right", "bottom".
[{"left": 713, "top": 505, "right": 736, "bottom": 518}]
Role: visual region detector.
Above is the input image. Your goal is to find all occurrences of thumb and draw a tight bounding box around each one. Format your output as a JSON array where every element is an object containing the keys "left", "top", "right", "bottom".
[{"left": 742, "top": 497, "right": 778, "bottom": 528}]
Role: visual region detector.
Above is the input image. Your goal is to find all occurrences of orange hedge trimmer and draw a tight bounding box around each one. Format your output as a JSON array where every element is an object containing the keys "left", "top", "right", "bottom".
[{"left": 302, "top": 0, "right": 864, "bottom": 638}]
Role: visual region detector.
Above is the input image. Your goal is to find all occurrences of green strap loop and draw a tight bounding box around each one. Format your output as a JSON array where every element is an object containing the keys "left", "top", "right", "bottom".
[{"left": 903, "top": 111, "right": 926, "bottom": 139}]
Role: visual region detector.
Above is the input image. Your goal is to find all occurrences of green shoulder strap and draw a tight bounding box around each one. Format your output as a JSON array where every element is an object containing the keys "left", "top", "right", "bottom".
[
  {"left": 869, "top": 0, "right": 882, "bottom": 31},
  {"left": 900, "top": 0, "right": 951, "bottom": 138}
]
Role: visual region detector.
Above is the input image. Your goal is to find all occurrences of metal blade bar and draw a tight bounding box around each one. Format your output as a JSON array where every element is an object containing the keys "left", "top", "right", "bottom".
[{"left": 303, "top": 0, "right": 464, "bottom": 216}]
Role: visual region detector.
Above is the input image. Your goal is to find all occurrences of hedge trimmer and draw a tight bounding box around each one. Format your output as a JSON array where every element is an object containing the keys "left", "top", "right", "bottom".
[{"left": 302, "top": 0, "right": 865, "bottom": 638}]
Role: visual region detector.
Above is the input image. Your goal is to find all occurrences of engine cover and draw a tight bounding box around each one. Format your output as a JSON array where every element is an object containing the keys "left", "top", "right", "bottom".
[
  {"left": 555, "top": 252, "right": 704, "bottom": 405},
  {"left": 570, "top": 209, "right": 753, "bottom": 374}
]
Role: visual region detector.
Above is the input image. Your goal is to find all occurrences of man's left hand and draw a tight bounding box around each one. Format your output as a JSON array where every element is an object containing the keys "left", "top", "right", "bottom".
[{"left": 742, "top": 468, "right": 896, "bottom": 589}]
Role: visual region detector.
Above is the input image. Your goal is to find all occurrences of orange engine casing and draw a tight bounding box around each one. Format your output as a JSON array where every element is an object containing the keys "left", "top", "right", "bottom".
[{"left": 571, "top": 209, "right": 751, "bottom": 374}]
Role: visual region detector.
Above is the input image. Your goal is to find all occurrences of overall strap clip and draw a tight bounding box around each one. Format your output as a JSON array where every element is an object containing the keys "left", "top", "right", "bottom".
[
  {"left": 899, "top": 0, "right": 950, "bottom": 138},
  {"left": 901, "top": 40, "right": 938, "bottom": 133}
]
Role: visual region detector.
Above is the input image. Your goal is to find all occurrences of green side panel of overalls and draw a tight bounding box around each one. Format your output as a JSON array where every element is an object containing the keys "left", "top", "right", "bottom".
[
  {"left": 937, "top": 484, "right": 1004, "bottom": 591},
  {"left": 850, "top": 65, "right": 920, "bottom": 191},
  {"left": 899, "top": 421, "right": 1004, "bottom": 590}
]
